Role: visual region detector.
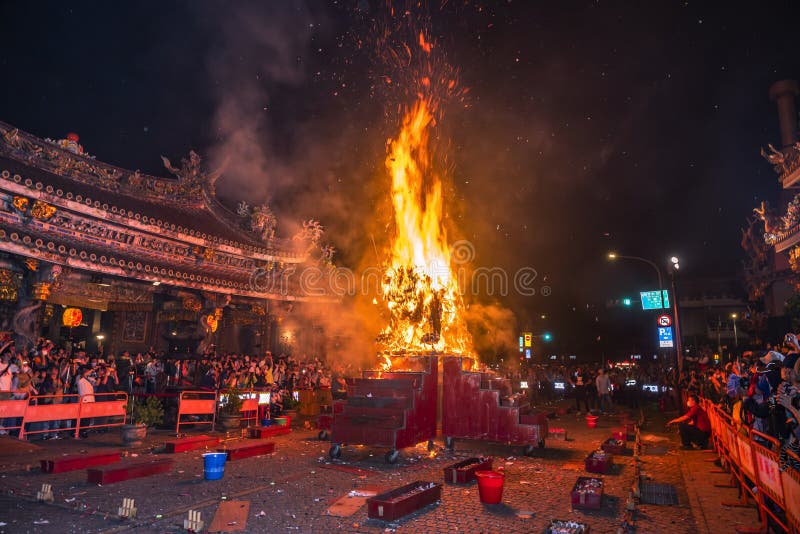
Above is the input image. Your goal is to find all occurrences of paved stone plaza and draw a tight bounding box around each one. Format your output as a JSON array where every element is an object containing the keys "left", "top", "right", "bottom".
[{"left": 0, "top": 404, "right": 759, "bottom": 533}]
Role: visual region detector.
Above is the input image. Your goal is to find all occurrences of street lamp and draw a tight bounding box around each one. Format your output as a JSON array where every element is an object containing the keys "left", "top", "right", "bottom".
[
  {"left": 669, "top": 255, "right": 684, "bottom": 373},
  {"left": 607, "top": 252, "right": 664, "bottom": 294},
  {"left": 730, "top": 313, "right": 738, "bottom": 348},
  {"left": 608, "top": 251, "right": 683, "bottom": 371}
]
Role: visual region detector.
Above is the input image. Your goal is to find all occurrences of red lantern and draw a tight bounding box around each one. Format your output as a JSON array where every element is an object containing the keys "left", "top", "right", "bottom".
[
  {"left": 62, "top": 307, "right": 83, "bottom": 327},
  {"left": 66, "top": 132, "right": 79, "bottom": 142}
]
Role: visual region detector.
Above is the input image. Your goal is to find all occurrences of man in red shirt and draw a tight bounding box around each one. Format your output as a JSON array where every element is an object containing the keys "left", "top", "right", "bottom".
[{"left": 667, "top": 394, "right": 711, "bottom": 450}]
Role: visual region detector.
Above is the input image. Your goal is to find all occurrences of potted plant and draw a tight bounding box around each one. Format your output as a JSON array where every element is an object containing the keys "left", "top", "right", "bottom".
[
  {"left": 122, "top": 396, "right": 164, "bottom": 446},
  {"left": 218, "top": 388, "right": 244, "bottom": 431},
  {"left": 283, "top": 393, "right": 300, "bottom": 422}
]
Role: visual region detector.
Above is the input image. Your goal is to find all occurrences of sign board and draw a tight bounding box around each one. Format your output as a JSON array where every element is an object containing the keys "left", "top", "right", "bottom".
[
  {"left": 525, "top": 348, "right": 531, "bottom": 359},
  {"left": 640, "top": 290, "right": 670, "bottom": 310},
  {"left": 657, "top": 314, "right": 672, "bottom": 327},
  {"left": 523, "top": 333, "right": 532, "bottom": 348},
  {"left": 658, "top": 326, "right": 674, "bottom": 348}
]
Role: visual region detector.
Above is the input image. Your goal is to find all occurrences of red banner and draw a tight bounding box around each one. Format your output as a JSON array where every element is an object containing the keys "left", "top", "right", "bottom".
[
  {"left": 781, "top": 451, "right": 800, "bottom": 532},
  {"left": 753, "top": 450, "right": 783, "bottom": 505},
  {"left": 737, "top": 434, "right": 755, "bottom": 480}
]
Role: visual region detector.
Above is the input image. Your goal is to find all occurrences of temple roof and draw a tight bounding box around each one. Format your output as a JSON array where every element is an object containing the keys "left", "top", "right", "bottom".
[
  {"left": 0, "top": 121, "right": 288, "bottom": 255},
  {"left": 0, "top": 121, "right": 331, "bottom": 302}
]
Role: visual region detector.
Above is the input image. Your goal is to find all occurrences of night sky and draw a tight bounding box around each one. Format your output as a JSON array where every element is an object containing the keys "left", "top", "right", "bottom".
[{"left": 1, "top": 1, "right": 798, "bottom": 355}]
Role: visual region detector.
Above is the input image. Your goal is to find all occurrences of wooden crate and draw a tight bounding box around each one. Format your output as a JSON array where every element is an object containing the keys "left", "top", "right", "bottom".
[
  {"left": 570, "top": 477, "right": 603, "bottom": 510},
  {"left": 367, "top": 481, "right": 442, "bottom": 521},
  {"left": 443, "top": 457, "right": 493, "bottom": 484}
]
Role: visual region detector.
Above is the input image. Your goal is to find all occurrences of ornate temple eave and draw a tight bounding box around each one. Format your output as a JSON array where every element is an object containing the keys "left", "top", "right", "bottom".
[
  {"left": 0, "top": 233, "right": 336, "bottom": 303},
  {"left": 0, "top": 169, "right": 305, "bottom": 264},
  {"left": 0, "top": 122, "right": 296, "bottom": 254},
  {"left": 774, "top": 223, "right": 800, "bottom": 253},
  {"left": 782, "top": 166, "right": 800, "bottom": 189}
]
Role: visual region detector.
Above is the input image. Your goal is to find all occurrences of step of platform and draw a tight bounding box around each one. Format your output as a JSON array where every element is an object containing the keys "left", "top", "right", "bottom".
[
  {"left": 164, "top": 434, "right": 219, "bottom": 453},
  {"left": 164, "top": 435, "right": 220, "bottom": 453},
  {"left": 335, "top": 413, "right": 405, "bottom": 429},
  {"left": 87, "top": 458, "right": 173, "bottom": 484},
  {"left": 218, "top": 440, "right": 275, "bottom": 461},
  {"left": 248, "top": 425, "right": 291, "bottom": 439},
  {"left": 41, "top": 451, "right": 122, "bottom": 474},
  {"left": 346, "top": 396, "right": 411, "bottom": 410}
]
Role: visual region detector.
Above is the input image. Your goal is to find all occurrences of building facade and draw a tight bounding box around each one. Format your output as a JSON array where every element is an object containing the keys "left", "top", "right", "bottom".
[{"left": 0, "top": 122, "right": 333, "bottom": 357}]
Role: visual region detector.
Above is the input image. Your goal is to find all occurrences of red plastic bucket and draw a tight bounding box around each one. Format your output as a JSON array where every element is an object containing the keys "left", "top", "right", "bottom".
[
  {"left": 586, "top": 415, "right": 599, "bottom": 428},
  {"left": 475, "top": 470, "right": 504, "bottom": 504}
]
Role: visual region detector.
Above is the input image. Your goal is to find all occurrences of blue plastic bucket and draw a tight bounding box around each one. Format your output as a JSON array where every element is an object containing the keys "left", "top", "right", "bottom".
[
  {"left": 262, "top": 418, "right": 274, "bottom": 427},
  {"left": 203, "top": 452, "right": 227, "bottom": 480}
]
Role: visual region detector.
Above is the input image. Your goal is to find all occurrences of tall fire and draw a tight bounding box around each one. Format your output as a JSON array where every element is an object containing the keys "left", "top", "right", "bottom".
[{"left": 376, "top": 89, "right": 473, "bottom": 359}]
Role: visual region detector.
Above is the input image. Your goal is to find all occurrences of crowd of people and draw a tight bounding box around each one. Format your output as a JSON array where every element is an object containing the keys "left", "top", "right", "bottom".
[
  {"left": 0, "top": 337, "right": 347, "bottom": 439},
  {"left": 498, "top": 342, "right": 799, "bottom": 464},
  {"left": 675, "top": 334, "right": 800, "bottom": 471}
]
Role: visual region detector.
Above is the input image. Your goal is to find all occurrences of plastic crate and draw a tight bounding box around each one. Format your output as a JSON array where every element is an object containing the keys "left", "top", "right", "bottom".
[
  {"left": 547, "top": 519, "right": 590, "bottom": 533},
  {"left": 600, "top": 437, "right": 626, "bottom": 455},
  {"left": 367, "top": 481, "right": 442, "bottom": 521},
  {"left": 570, "top": 477, "right": 603, "bottom": 510},
  {"left": 443, "top": 457, "right": 493, "bottom": 484},
  {"left": 584, "top": 451, "right": 613, "bottom": 474}
]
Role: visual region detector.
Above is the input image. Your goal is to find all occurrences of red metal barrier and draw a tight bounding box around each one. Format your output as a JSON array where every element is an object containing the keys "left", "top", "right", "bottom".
[
  {"left": 176, "top": 390, "right": 217, "bottom": 435},
  {"left": 18, "top": 392, "right": 128, "bottom": 440},
  {"left": 19, "top": 394, "right": 81, "bottom": 440},
  {"left": 750, "top": 429, "right": 789, "bottom": 533},
  {"left": 702, "top": 397, "right": 798, "bottom": 534},
  {"left": 0, "top": 392, "right": 29, "bottom": 434},
  {"left": 781, "top": 448, "right": 800, "bottom": 533}
]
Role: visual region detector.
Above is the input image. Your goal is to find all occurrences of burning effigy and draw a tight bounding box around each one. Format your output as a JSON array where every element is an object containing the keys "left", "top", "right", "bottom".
[{"left": 371, "top": 25, "right": 474, "bottom": 370}]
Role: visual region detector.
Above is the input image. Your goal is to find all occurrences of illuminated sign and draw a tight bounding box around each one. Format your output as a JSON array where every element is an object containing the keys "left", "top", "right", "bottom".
[
  {"left": 523, "top": 332, "right": 532, "bottom": 348},
  {"left": 658, "top": 326, "right": 674, "bottom": 348},
  {"left": 640, "top": 290, "right": 670, "bottom": 310},
  {"left": 642, "top": 384, "right": 659, "bottom": 392},
  {"left": 520, "top": 381, "right": 529, "bottom": 389},
  {"left": 549, "top": 355, "right": 557, "bottom": 360},
  {"left": 525, "top": 348, "right": 531, "bottom": 359},
  {"left": 553, "top": 381, "right": 565, "bottom": 390}
]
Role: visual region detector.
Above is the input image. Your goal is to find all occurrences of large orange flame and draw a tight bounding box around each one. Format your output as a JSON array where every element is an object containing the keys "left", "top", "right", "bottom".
[{"left": 377, "top": 96, "right": 472, "bottom": 356}]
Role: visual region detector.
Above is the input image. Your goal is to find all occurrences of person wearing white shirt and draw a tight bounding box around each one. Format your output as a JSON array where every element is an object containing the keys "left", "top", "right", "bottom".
[{"left": 76, "top": 366, "right": 95, "bottom": 437}]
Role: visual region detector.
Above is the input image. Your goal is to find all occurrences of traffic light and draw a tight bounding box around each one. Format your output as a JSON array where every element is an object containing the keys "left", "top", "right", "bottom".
[
  {"left": 622, "top": 297, "right": 632, "bottom": 307},
  {"left": 543, "top": 332, "right": 553, "bottom": 342}
]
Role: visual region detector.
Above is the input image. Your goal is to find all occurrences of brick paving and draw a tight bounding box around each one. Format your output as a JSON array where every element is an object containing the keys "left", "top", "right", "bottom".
[{"left": 0, "top": 402, "right": 761, "bottom": 533}]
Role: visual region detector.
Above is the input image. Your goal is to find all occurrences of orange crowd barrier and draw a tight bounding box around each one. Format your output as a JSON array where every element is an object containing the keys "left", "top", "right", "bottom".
[
  {"left": 176, "top": 390, "right": 217, "bottom": 435},
  {"left": 782, "top": 448, "right": 800, "bottom": 533},
  {"left": 11, "top": 392, "right": 129, "bottom": 440},
  {"left": 702, "top": 398, "right": 797, "bottom": 533},
  {"left": 0, "top": 392, "right": 29, "bottom": 434}
]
